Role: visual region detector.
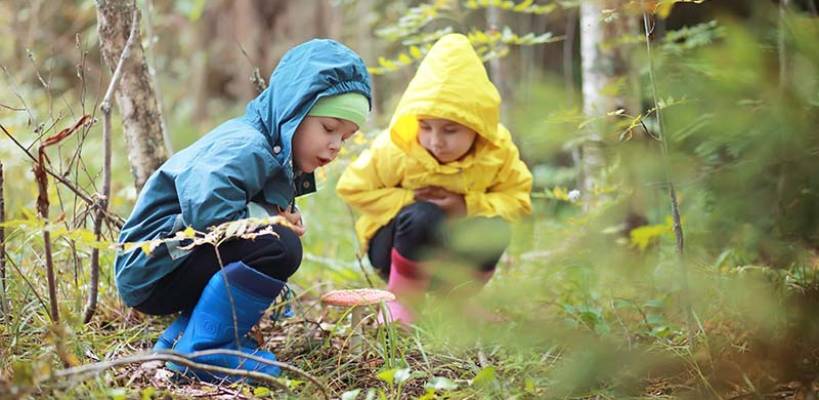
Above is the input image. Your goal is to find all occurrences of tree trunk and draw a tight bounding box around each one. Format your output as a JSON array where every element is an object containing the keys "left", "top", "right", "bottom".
[
  {"left": 579, "top": 0, "right": 639, "bottom": 202},
  {"left": 233, "top": 0, "right": 262, "bottom": 100},
  {"left": 96, "top": 0, "right": 169, "bottom": 192},
  {"left": 191, "top": 16, "right": 210, "bottom": 124},
  {"left": 314, "top": 0, "right": 329, "bottom": 38},
  {"left": 356, "top": 0, "right": 379, "bottom": 122}
]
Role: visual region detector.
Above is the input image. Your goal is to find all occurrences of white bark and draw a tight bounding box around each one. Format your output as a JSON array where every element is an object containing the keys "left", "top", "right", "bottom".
[
  {"left": 579, "top": 0, "right": 639, "bottom": 199},
  {"left": 487, "top": 5, "right": 510, "bottom": 120},
  {"left": 96, "top": 0, "right": 169, "bottom": 192}
]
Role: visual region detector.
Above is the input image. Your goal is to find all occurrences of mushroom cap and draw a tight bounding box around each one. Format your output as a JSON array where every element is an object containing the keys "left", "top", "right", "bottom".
[{"left": 320, "top": 288, "right": 395, "bottom": 307}]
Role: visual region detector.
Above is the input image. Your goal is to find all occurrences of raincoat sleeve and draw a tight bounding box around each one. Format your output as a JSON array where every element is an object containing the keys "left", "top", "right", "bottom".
[
  {"left": 336, "top": 144, "right": 414, "bottom": 219},
  {"left": 175, "top": 138, "right": 275, "bottom": 231},
  {"left": 464, "top": 142, "right": 532, "bottom": 221}
]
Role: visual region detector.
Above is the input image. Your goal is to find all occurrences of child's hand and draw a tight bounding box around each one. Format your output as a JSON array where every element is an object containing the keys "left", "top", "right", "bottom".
[
  {"left": 414, "top": 186, "right": 467, "bottom": 217},
  {"left": 278, "top": 207, "right": 306, "bottom": 237}
]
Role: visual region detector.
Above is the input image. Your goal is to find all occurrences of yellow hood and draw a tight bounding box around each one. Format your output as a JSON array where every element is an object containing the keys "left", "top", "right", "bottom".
[{"left": 389, "top": 34, "right": 503, "bottom": 170}]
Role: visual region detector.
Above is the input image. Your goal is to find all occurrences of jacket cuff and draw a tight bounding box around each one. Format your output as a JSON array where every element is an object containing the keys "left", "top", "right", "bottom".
[{"left": 464, "top": 191, "right": 485, "bottom": 216}]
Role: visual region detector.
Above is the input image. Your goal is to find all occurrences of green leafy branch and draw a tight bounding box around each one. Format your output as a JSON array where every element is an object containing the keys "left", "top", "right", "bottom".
[
  {"left": 370, "top": 27, "right": 562, "bottom": 75},
  {"left": 464, "top": 0, "right": 560, "bottom": 15},
  {"left": 660, "top": 20, "right": 725, "bottom": 55},
  {"left": 370, "top": 0, "right": 562, "bottom": 75},
  {"left": 374, "top": 2, "right": 453, "bottom": 41}
]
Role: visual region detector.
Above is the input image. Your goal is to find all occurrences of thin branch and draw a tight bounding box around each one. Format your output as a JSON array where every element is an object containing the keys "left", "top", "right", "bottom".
[
  {"left": 212, "top": 243, "right": 244, "bottom": 355},
  {"left": 0, "top": 123, "right": 124, "bottom": 229},
  {"left": 34, "top": 148, "right": 59, "bottom": 323},
  {"left": 0, "top": 64, "right": 36, "bottom": 124},
  {"left": 27, "top": 115, "right": 63, "bottom": 153},
  {"left": 24, "top": 48, "right": 54, "bottom": 120},
  {"left": 49, "top": 349, "right": 331, "bottom": 399},
  {"left": 51, "top": 352, "right": 287, "bottom": 392},
  {"left": 0, "top": 162, "right": 7, "bottom": 317},
  {"left": 0, "top": 102, "right": 26, "bottom": 111},
  {"left": 100, "top": 13, "right": 138, "bottom": 114},
  {"left": 640, "top": 2, "right": 694, "bottom": 347},
  {"left": 32, "top": 111, "right": 92, "bottom": 324},
  {"left": 83, "top": 8, "right": 139, "bottom": 324},
  {"left": 5, "top": 253, "right": 49, "bottom": 317},
  {"left": 235, "top": 38, "right": 267, "bottom": 94}
]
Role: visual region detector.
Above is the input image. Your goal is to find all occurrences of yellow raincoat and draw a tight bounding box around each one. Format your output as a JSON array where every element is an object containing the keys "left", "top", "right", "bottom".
[{"left": 337, "top": 34, "right": 532, "bottom": 248}]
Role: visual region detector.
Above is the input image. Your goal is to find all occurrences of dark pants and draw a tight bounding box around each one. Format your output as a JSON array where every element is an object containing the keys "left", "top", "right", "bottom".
[
  {"left": 135, "top": 224, "right": 302, "bottom": 316},
  {"left": 367, "top": 202, "right": 510, "bottom": 281}
]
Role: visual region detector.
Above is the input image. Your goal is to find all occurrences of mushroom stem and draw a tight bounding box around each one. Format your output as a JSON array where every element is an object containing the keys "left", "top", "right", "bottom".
[{"left": 350, "top": 307, "right": 365, "bottom": 350}]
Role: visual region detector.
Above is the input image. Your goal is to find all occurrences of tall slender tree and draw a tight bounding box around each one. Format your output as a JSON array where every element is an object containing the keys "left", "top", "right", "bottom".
[
  {"left": 579, "top": 0, "right": 639, "bottom": 201},
  {"left": 96, "top": 0, "right": 169, "bottom": 191}
]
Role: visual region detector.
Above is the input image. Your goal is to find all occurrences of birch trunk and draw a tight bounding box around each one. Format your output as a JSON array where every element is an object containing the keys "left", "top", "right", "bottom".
[{"left": 96, "top": 0, "right": 169, "bottom": 192}]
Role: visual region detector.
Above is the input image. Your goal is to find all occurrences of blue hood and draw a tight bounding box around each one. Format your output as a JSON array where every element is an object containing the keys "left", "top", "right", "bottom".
[{"left": 244, "top": 38, "right": 372, "bottom": 166}]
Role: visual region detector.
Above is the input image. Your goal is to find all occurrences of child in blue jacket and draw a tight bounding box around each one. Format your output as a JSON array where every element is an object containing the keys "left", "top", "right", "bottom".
[{"left": 115, "top": 39, "right": 371, "bottom": 381}]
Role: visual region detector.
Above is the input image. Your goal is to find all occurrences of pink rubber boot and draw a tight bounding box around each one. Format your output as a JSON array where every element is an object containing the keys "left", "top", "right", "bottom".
[{"left": 382, "top": 248, "right": 430, "bottom": 325}]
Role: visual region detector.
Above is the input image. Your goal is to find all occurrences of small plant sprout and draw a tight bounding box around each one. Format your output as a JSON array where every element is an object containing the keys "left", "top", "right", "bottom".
[{"left": 320, "top": 288, "right": 395, "bottom": 349}]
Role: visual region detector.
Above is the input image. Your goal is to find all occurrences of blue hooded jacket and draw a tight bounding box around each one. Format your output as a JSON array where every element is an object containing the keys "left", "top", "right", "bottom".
[{"left": 115, "top": 39, "right": 372, "bottom": 307}]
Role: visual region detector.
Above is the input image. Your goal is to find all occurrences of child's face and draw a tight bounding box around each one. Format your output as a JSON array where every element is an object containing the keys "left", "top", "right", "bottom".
[
  {"left": 417, "top": 118, "right": 477, "bottom": 163},
  {"left": 293, "top": 116, "right": 358, "bottom": 173}
]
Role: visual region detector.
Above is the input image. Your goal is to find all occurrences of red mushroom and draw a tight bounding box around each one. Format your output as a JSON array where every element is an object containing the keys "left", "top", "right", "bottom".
[{"left": 320, "top": 289, "right": 395, "bottom": 348}]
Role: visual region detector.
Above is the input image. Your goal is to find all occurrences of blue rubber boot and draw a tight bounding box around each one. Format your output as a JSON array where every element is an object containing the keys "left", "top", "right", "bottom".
[
  {"left": 153, "top": 313, "right": 258, "bottom": 352},
  {"left": 152, "top": 312, "right": 191, "bottom": 351},
  {"left": 168, "top": 261, "right": 285, "bottom": 381}
]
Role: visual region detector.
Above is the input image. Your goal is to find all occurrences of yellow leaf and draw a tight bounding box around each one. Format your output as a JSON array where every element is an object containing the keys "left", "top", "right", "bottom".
[
  {"left": 397, "top": 52, "right": 412, "bottom": 64},
  {"left": 629, "top": 222, "right": 671, "bottom": 251},
  {"left": 409, "top": 45, "right": 422, "bottom": 59},
  {"left": 656, "top": 1, "right": 675, "bottom": 19},
  {"left": 552, "top": 186, "right": 570, "bottom": 201},
  {"left": 378, "top": 56, "right": 396, "bottom": 70},
  {"left": 471, "top": 30, "right": 489, "bottom": 44},
  {"left": 513, "top": 0, "right": 534, "bottom": 12},
  {"left": 140, "top": 242, "right": 156, "bottom": 256}
]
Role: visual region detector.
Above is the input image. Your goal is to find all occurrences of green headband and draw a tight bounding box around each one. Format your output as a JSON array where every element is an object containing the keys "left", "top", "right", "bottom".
[{"left": 307, "top": 92, "right": 369, "bottom": 129}]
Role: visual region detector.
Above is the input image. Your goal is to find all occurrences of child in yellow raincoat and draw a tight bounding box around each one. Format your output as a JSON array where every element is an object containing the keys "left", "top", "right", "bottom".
[{"left": 336, "top": 34, "right": 532, "bottom": 324}]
